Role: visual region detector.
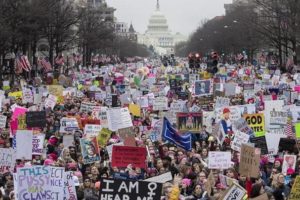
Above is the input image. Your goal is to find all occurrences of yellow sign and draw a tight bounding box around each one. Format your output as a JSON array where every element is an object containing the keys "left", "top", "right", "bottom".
[
  {"left": 8, "top": 91, "right": 22, "bottom": 99},
  {"left": 48, "top": 85, "right": 64, "bottom": 97},
  {"left": 289, "top": 176, "right": 300, "bottom": 200},
  {"left": 128, "top": 104, "right": 141, "bottom": 117},
  {"left": 243, "top": 113, "right": 265, "bottom": 137},
  {"left": 17, "top": 114, "right": 26, "bottom": 129},
  {"left": 97, "top": 128, "right": 112, "bottom": 147}
]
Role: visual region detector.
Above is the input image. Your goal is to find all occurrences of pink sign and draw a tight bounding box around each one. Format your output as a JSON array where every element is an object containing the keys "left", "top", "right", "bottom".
[{"left": 12, "top": 107, "right": 27, "bottom": 120}]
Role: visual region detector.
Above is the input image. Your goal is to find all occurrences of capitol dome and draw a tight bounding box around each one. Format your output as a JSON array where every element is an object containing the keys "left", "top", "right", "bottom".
[{"left": 146, "top": 1, "right": 169, "bottom": 34}]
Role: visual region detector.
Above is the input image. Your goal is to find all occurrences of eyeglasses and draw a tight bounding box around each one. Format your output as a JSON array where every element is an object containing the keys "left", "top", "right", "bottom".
[{"left": 84, "top": 180, "right": 90, "bottom": 183}]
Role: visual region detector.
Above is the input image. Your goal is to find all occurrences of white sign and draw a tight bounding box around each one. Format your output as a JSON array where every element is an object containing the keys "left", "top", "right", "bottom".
[
  {"left": 106, "top": 142, "right": 124, "bottom": 161},
  {"left": 44, "top": 94, "right": 57, "bottom": 110},
  {"left": 64, "top": 171, "right": 77, "bottom": 200},
  {"left": 208, "top": 151, "right": 231, "bottom": 169},
  {"left": 265, "top": 129, "right": 286, "bottom": 154},
  {"left": 144, "top": 172, "right": 173, "bottom": 183},
  {"left": 0, "top": 115, "right": 7, "bottom": 129},
  {"left": 84, "top": 124, "right": 102, "bottom": 139},
  {"left": 32, "top": 134, "right": 45, "bottom": 155},
  {"left": 22, "top": 88, "right": 33, "bottom": 104},
  {"left": 223, "top": 184, "right": 246, "bottom": 200},
  {"left": 16, "top": 130, "right": 33, "bottom": 160},
  {"left": 264, "top": 100, "right": 284, "bottom": 129},
  {"left": 60, "top": 118, "right": 79, "bottom": 133},
  {"left": 215, "top": 97, "right": 230, "bottom": 108},
  {"left": 63, "top": 135, "right": 74, "bottom": 148},
  {"left": 270, "top": 110, "right": 288, "bottom": 126},
  {"left": 80, "top": 102, "right": 97, "bottom": 113},
  {"left": 107, "top": 108, "right": 133, "bottom": 131},
  {"left": 231, "top": 131, "right": 250, "bottom": 152},
  {"left": 0, "top": 148, "right": 15, "bottom": 173},
  {"left": 153, "top": 97, "right": 168, "bottom": 111}
]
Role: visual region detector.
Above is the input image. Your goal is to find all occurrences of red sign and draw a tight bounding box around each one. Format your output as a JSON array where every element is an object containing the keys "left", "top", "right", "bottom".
[
  {"left": 81, "top": 119, "right": 100, "bottom": 128},
  {"left": 112, "top": 146, "right": 147, "bottom": 169}
]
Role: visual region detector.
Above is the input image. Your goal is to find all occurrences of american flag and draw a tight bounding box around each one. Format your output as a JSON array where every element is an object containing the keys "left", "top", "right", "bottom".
[
  {"left": 16, "top": 55, "right": 31, "bottom": 72},
  {"left": 55, "top": 55, "right": 64, "bottom": 65},
  {"left": 38, "top": 57, "right": 52, "bottom": 72},
  {"left": 285, "top": 119, "right": 295, "bottom": 138}
]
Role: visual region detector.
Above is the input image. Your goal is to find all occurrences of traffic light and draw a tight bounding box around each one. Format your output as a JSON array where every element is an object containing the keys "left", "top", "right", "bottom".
[{"left": 188, "top": 53, "right": 195, "bottom": 69}]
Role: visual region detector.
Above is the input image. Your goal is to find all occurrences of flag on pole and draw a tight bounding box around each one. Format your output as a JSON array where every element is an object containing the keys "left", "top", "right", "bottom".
[
  {"left": 40, "top": 57, "right": 52, "bottom": 72},
  {"left": 16, "top": 55, "right": 31, "bottom": 72},
  {"left": 55, "top": 55, "right": 64, "bottom": 65},
  {"left": 285, "top": 119, "right": 295, "bottom": 138},
  {"left": 162, "top": 117, "right": 192, "bottom": 151}
]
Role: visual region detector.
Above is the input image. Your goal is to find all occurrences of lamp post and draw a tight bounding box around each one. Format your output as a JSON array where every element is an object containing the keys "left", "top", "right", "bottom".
[{"left": 35, "top": 52, "right": 39, "bottom": 78}]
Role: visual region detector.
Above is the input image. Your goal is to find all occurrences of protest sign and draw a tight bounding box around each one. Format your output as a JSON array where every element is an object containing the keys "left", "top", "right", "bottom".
[
  {"left": 153, "top": 97, "right": 168, "bottom": 111},
  {"left": 112, "top": 146, "right": 147, "bottom": 169},
  {"left": 80, "top": 137, "right": 100, "bottom": 164},
  {"left": 289, "top": 176, "right": 300, "bottom": 200},
  {"left": 80, "top": 102, "right": 97, "bottom": 113},
  {"left": 118, "top": 127, "right": 134, "bottom": 141},
  {"left": 99, "top": 178, "right": 162, "bottom": 200},
  {"left": 215, "top": 97, "right": 230, "bottom": 108},
  {"left": 224, "top": 83, "right": 237, "bottom": 96},
  {"left": 22, "top": 88, "right": 33, "bottom": 104},
  {"left": 81, "top": 118, "right": 100, "bottom": 129},
  {"left": 0, "top": 115, "right": 7, "bottom": 129},
  {"left": 144, "top": 172, "right": 173, "bottom": 183},
  {"left": 194, "top": 80, "right": 212, "bottom": 96},
  {"left": 264, "top": 100, "right": 284, "bottom": 129},
  {"left": 26, "top": 111, "right": 46, "bottom": 128},
  {"left": 84, "top": 124, "right": 102, "bottom": 139},
  {"left": 208, "top": 151, "right": 231, "bottom": 169},
  {"left": 8, "top": 91, "right": 22, "bottom": 99},
  {"left": 44, "top": 94, "right": 57, "bottom": 110},
  {"left": 48, "top": 85, "right": 64, "bottom": 96},
  {"left": 18, "top": 114, "right": 26, "bottom": 130},
  {"left": 170, "top": 100, "right": 186, "bottom": 113},
  {"left": 107, "top": 108, "right": 133, "bottom": 131},
  {"left": 265, "top": 129, "right": 286, "bottom": 155},
  {"left": 64, "top": 171, "right": 77, "bottom": 200},
  {"left": 270, "top": 110, "right": 288, "bottom": 126},
  {"left": 239, "top": 144, "right": 260, "bottom": 178},
  {"left": 0, "top": 148, "right": 15, "bottom": 174},
  {"left": 279, "top": 138, "right": 296, "bottom": 152},
  {"left": 12, "top": 106, "right": 27, "bottom": 120},
  {"left": 128, "top": 104, "right": 141, "bottom": 117},
  {"left": 97, "top": 106, "right": 109, "bottom": 128},
  {"left": 16, "top": 166, "right": 65, "bottom": 200},
  {"left": 219, "top": 174, "right": 238, "bottom": 189},
  {"left": 106, "top": 142, "right": 124, "bottom": 161},
  {"left": 282, "top": 155, "right": 296, "bottom": 175},
  {"left": 32, "top": 134, "right": 45, "bottom": 155},
  {"left": 137, "top": 96, "right": 149, "bottom": 108},
  {"left": 63, "top": 134, "right": 74, "bottom": 149},
  {"left": 222, "top": 183, "right": 247, "bottom": 200},
  {"left": 97, "top": 128, "right": 112, "bottom": 147},
  {"left": 177, "top": 112, "right": 202, "bottom": 133},
  {"left": 231, "top": 131, "right": 250, "bottom": 152},
  {"left": 250, "top": 136, "right": 269, "bottom": 155},
  {"left": 16, "top": 130, "right": 33, "bottom": 160},
  {"left": 60, "top": 118, "right": 79, "bottom": 133},
  {"left": 243, "top": 113, "right": 265, "bottom": 137},
  {"left": 233, "top": 118, "right": 254, "bottom": 136}
]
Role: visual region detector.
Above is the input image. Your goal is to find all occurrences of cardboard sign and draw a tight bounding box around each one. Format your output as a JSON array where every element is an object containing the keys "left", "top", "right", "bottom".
[
  {"left": 16, "top": 166, "right": 64, "bottom": 200},
  {"left": 0, "top": 148, "right": 15, "bottom": 174},
  {"left": 144, "top": 172, "right": 173, "bottom": 183},
  {"left": 243, "top": 113, "right": 265, "bottom": 137},
  {"left": 239, "top": 144, "right": 260, "bottom": 178},
  {"left": 112, "top": 146, "right": 147, "bottom": 169},
  {"left": 250, "top": 136, "right": 269, "bottom": 155},
  {"left": 208, "top": 151, "right": 231, "bottom": 169},
  {"left": 289, "top": 176, "right": 300, "bottom": 200},
  {"left": 231, "top": 131, "right": 250, "bottom": 152},
  {"left": 177, "top": 112, "right": 202, "bottom": 133},
  {"left": 107, "top": 108, "right": 133, "bottom": 131},
  {"left": 153, "top": 97, "right": 168, "bottom": 111},
  {"left": 99, "top": 178, "right": 162, "bottom": 200},
  {"left": 48, "top": 85, "right": 64, "bottom": 96},
  {"left": 64, "top": 171, "right": 77, "bottom": 200},
  {"left": 26, "top": 111, "right": 46, "bottom": 128},
  {"left": 222, "top": 183, "right": 247, "bottom": 200},
  {"left": 16, "top": 130, "right": 33, "bottom": 160},
  {"left": 32, "top": 134, "right": 45, "bottom": 155},
  {"left": 80, "top": 137, "right": 100, "bottom": 164},
  {"left": 0, "top": 115, "right": 7, "bottom": 129},
  {"left": 84, "top": 124, "right": 102, "bottom": 139}
]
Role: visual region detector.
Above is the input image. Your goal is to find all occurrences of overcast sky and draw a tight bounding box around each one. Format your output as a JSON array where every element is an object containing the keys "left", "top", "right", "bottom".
[{"left": 109, "top": 0, "right": 233, "bottom": 36}]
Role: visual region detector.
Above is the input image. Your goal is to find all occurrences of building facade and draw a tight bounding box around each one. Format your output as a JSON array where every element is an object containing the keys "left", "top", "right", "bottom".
[
  {"left": 138, "top": 0, "right": 187, "bottom": 55},
  {"left": 114, "top": 22, "right": 138, "bottom": 42}
]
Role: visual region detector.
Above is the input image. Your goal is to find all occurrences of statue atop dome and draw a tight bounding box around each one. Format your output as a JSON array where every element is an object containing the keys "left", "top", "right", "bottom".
[{"left": 156, "top": 0, "right": 160, "bottom": 11}]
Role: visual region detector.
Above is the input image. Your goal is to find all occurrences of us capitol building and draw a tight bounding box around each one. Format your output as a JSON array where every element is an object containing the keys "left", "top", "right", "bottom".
[{"left": 138, "top": 0, "right": 187, "bottom": 55}]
